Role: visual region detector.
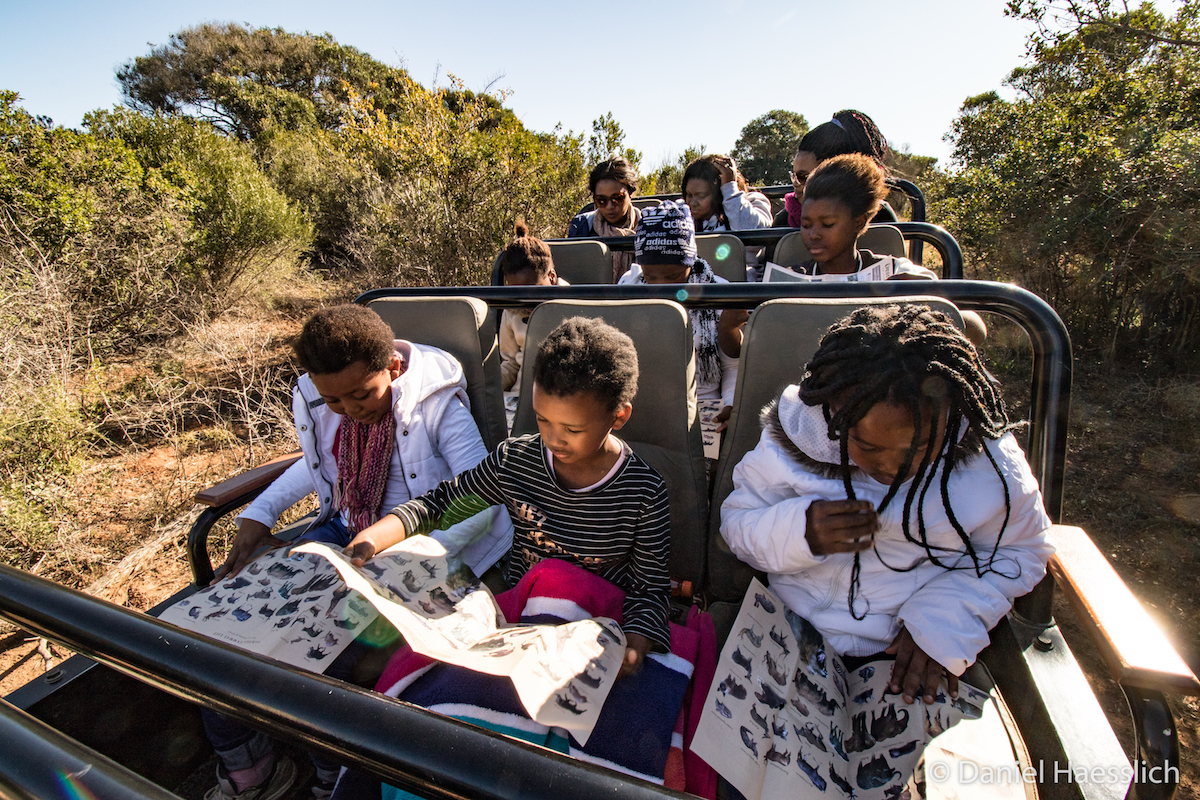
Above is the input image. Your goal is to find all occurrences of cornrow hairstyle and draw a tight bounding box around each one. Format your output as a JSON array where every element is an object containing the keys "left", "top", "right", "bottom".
[
  {"left": 798, "top": 304, "right": 1015, "bottom": 619},
  {"left": 588, "top": 156, "right": 640, "bottom": 195},
  {"left": 797, "top": 109, "right": 889, "bottom": 168},
  {"left": 681, "top": 155, "right": 731, "bottom": 228},
  {"left": 532, "top": 317, "right": 639, "bottom": 413},
  {"left": 499, "top": 220, "right": 555, "bottom": 281},
  {"left": 294, "top": 304, "right": 395, "bottom": 375},
  {"left": 804, "top": 153, "right": 889, "bottom": 221}
]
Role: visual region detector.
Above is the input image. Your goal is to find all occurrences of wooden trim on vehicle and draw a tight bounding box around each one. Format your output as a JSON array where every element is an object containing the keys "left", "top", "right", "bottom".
[
  {"left": 1047, "top": 524, "right": 1200, "bottom": 696},
  {"left": 194, "top": 452, "right": 303, "bottom": 508}
]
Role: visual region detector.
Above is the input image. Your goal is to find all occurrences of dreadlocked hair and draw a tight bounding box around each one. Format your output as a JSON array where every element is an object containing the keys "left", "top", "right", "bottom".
[{"left": 799, "top": 304, "right": 1016, "bottom": 619}]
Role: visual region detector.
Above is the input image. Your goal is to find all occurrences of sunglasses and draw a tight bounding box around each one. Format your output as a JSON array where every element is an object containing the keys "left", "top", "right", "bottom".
[{"left": 594, "top": 192, "right": 629, "bottom": 209}]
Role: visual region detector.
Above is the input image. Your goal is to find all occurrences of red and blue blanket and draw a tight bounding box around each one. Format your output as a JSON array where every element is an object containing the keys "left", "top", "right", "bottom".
[{"left": 333, "top": 559, "right": 717, "bottom": 799}]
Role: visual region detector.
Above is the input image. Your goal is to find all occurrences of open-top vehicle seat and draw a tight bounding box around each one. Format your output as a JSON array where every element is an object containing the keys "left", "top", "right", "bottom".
[
  {"left": 546, "top": 240, "right": 613, "bottom": 285},
  {"left": 706, "top": 297, "right": 963, "bottom": 606},
  {"left": 366, "top": 296, "right": 507, "bottom": 452},
  {"left": 772, "top": 224, "right": 908, "bottom": 270},
  {"left": 696, "top": 233, "right": 746, "bottom": 283},
  {"left": 6, "top": 284, "right": 1198, "bottom": 800},
  {"left": 511, "top": 299, "right": 709, "bottom": 596}
]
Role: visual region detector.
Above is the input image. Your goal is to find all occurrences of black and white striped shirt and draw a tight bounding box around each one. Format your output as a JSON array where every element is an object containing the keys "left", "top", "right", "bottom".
[{"left": 388, "top": 434, "right": 671, "bottom": 649}]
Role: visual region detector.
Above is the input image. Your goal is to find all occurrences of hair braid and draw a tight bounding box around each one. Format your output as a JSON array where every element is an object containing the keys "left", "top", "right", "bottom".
[{"left": 798, "top": 304, "right": 1018, "bottom": 618}]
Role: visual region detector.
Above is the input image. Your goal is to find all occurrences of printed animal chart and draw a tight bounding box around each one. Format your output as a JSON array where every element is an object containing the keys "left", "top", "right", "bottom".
[
  {"left": 160, "top": 538, "right": 625, "bottom": 744},
  {"left": 295, "top": 540, "right": 626, "bottom": 743},
  {"left": 159, "top": 545, "right": 377, "bottom": 671},
  {"left": 699, "top": 398, "right": 724, "bottom": 460},
  {"left": 763, "top": 261, "right": 900, "bottom": 283},
  {"left": 692, "top": 579, "right": 986, "bottom": 800}
]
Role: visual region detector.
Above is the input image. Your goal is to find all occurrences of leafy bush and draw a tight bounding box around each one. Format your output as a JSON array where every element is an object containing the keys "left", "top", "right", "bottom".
[{"left": 932, "top": 1, "right": 1200, "bottom": 368}]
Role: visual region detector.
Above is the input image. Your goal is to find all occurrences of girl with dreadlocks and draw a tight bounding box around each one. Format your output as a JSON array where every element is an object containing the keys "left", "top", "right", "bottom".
[{"left": 721, "top": 304, "right": 1053, "bottom": 706}]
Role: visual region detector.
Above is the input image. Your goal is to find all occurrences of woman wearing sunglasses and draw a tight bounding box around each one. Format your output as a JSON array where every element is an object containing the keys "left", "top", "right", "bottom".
[
  {"left": 567, "top": 156, "right": 642, "bottom": 281},
  {"left": 774, "top": 109, "right": 899, "bottom": 228}
]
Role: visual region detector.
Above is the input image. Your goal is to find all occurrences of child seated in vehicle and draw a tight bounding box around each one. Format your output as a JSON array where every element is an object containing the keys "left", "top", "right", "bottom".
[
  {"left": 718, "top": 304, "right": 1053, "bottom": 789},
  {"left": 498, "top": 221, "right": 568, "bottom": 393},
  {"left": 619, "top": 200, "right": 743, "bottom": 430},
  {"left": 784, "top": 153, "right": 987, "bottom": 344},
  {"left": 682, "top": 154, "right": 773, "bottom": 279},
  {"left": 347, "top": 315, "right": 671, "bottom": 673},
  {"left": 204, "top": 304, "right": 512, "bottom": 800}
]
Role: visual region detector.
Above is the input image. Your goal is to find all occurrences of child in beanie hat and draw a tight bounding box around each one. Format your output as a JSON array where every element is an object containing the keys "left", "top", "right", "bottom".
[
  {"left": 635, "top": 199, "right": 697, "bottom": 267},
  {"left": 621, "top": 200, "right": 740, "bottom": 424}
]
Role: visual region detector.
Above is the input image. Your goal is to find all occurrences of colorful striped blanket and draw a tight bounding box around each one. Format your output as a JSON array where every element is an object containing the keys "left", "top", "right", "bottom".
[{"left": 332, "top": 559, "right": 717, "bottom": 798}]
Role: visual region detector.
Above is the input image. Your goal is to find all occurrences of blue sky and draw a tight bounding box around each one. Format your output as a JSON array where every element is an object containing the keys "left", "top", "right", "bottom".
[{"left": 1, "top": 1, "right": 1037, "bottom": 169}]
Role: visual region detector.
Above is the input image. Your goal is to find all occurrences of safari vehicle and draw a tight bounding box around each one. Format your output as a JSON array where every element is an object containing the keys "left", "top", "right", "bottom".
[{"left": 1, "top": 241, "right": 1197, "bottom": 799}]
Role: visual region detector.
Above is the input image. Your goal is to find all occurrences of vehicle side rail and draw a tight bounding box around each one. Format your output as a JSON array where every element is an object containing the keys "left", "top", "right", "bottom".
[
  {"left": 187, "top": 452, "right": 302, "bottom": 585},
  {"left": 541, "top": 221, "right": 962, "bottom": 277},
  {"left": 0, "top": 565, "right": 691, "bottom": 800},
  {"left": 0, "top": 695, "right": 184, "bottom": 800},
  {"left": 1048, "top": 524, "right": 1200, "bottom": 695},
  {"left": 1048, "top": 524, "right": 1198, "bottom": 800}
]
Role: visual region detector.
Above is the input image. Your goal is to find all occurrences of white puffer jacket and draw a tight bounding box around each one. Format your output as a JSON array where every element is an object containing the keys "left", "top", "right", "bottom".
[
  {"left": 720, "top": 386, "right": 1053, "bottom": 675},
  {"left": 239, "top": 340, "right": 512, "bottom": 575}
]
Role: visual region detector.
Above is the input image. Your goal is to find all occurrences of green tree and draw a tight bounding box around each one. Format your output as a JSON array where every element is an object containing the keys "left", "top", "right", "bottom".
[
  {"left": 337, "top": 79, "right": 587, "bottom": 285},
  {"left": 586, "top": 112, "right": 641, "bottom": 171},
  {"left": 933, "top": 0, "right": 1200, "bottom": 367},
  {"left": 731, "top": 110, "right": 809, "bottom": 184},
  {"left": 642, "top": 146, "right": 708, "bottom": 196},
  {"left": 117, "top": 23, "right": 416, "bottom": 140},
  {"left": 85, "top": 108, "right": 312, "bottom": 306}
]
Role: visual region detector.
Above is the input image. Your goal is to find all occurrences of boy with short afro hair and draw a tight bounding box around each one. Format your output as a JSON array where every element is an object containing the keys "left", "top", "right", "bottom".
[
  {"left": 347, "top": 316, "right": 671, "bottom": 675},
  {"left": 205, "top": 303, "right": 512, "bottom": 800}
]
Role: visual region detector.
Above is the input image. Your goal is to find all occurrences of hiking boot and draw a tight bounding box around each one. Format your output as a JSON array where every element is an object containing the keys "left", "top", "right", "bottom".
[{"left": 204, "top": 753, "right": 299, "bottom": 800}]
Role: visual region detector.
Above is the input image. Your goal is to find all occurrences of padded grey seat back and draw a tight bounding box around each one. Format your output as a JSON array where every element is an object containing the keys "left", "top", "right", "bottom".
[
  {"left": 772, "top": 224, "right": 908, "bottom": 268},
  {"left": 859, "top": 224, "right": 906, "bottom": 258},
  {"left": 547, "top": 240, "right": 613, "bottom": 285},
  {"left": 706, "top": 297, "right": 964, "bottom": 602},
  {"left": 366, "top": 297, "right": 507, "bottom": 451},
  {"left": 696, "top": 233, "right": 746, "bottom": 282},
  {"left": 771, "top": 231, "right": 809, "bottom": 268},
  {"left": 513, "top": 300, "right": 709, "bottom": 590}
]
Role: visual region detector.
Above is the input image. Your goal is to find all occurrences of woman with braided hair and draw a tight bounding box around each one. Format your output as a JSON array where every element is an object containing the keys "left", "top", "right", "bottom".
[{"left": 721, "top": 304, "right": 1053, "bottom": 708}]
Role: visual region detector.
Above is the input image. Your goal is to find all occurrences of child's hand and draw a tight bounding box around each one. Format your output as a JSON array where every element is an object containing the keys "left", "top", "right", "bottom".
[
  {"left": 342, "top": 515, "right": 407, "bottom": 566},
  {"left": 885, "top": 627, "right": 959, "bottom": 704},
  {"left": 212, "top": 519, "right": 287, "bottom": 584},
  {"left": 619, "top": 633, "right": 652, "bottom": 679},
  {"left": 714, "top": 405, "right": 733, "bottom": 433},
  {"left": 342, "top": 537, "right": 377, "bottom": 567},
  {"left": 805, "top": 500, "right": 877, "bottom": 555}
]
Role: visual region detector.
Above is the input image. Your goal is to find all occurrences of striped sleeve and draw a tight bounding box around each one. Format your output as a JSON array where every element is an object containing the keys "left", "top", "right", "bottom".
[
  {"left": 388, "top": 442, "right": 510, "bottom": 537},
  {"left": 620, "top": 470, "right": 672, "bottom": 651}
]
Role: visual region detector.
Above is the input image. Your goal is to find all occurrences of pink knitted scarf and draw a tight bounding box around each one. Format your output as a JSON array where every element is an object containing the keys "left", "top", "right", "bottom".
[
  {"left": 784, "top": 191, "right": 803, "bottom": 227},
  {"left": 334, "top": 390, "right": 396, "bottom": 534}
]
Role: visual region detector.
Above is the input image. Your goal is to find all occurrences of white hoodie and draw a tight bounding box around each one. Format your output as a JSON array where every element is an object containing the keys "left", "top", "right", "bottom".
[
  {"left": 720, "top": 386, "right": 1053, "bottom": 675},
  {"left": 239, "top": 340, "right": 512, "bottom": 576}
]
